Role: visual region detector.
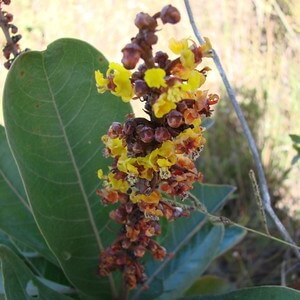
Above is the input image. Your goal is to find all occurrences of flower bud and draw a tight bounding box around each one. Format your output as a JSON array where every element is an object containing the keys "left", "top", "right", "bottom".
[
  {"left": 121, "top": 43, "right": 142, "bottom": 70},
  {"left": 132, "top": 141, "right": 144, "bottom": 154},
  {"left": 10, "top": 24, "right": 18, "bottom": 34},
  {"left": 5, "top": 13, "right": 13, "bottom": 23},
  {"left": 160, "top": 5, "right": 181, "bottom": 24},
  {"left": 154, "top": 51, "right": 169, "bottom": 68},
  {"left": 134, "top": 12, "right": 157, "bottom": 30},
  {"left": 123, "top": 119, "right": 136, "bottom": 136},
  {"left": 108, "top": 122, "right": 123, "bottom": 138},
  {"left": 3, "top": 0, "right": 11, "bottom": 4},
  {"left": 154, "top": 127, "right": 171, "bottom": 143},
  {"left": 3, "top": 46, "right": 11, "bottom": 59},
  {"left": 166, "top": 110, "right": 183, "bottom": 128},
  {"left": 144, "top": 31, "right": 158, "bottom": 46},
  {"left": 134, "top": 80, "right": 149, "bottom": 97},
  {"left": 122, "top": 239, "right": 131, "bottom": 249},
  {"left": 138, "top": 126, "right": 154, "bottom": 143},
  {"left": 4, "top": 60, "right": 11, "bottom": 70},
  {"left": 134, "top": 245, "right": 146, "bottom": 257},
  {"left": 12, "top": 34, "right": 22, "bottom": 43}
]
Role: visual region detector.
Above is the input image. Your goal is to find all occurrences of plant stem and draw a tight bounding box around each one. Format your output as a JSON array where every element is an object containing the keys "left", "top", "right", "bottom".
[{"left": 184, "top": 0, "right": 300, "bottom": 259}]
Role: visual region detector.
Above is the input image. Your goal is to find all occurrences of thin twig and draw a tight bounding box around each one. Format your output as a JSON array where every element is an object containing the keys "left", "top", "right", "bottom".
[
  {"left": 249, "top": 169, "right": 270, "bottom": 235},
  {"left": 187, "top": 192, "right": 300, "bottom": 251},
  {"left": 184, "top": 0, "right": 300, "bottom": 259}
]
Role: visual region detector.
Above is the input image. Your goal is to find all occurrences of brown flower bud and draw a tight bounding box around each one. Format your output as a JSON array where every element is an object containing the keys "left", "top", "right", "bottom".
[
  {"left": 154, "top": 51, "right": 169, "bottom": 68},
  {"left": 134, "top": 12, "right": 157, "bottom": 30},
  {"left": 134, "top": 245, "right": 146, "bottom": 257},
  {"left": 143, "top": 31, "right": 158, "bottom": 46},
  {"left": 5, "top": 13, "right": 13, "bottom": 23},
  {"left": 123, "top": 119, "right": 136, "bottom": 136},
  {"left": 154, "top": 127, "right": 171, "bottom": 143},
  {"left": 108, "top": 122, "right": 123, "bottom": 138},
  {"left": 12, "top": 34, "right": 22, "bottom": 43},
  {"left": 3, "top": 45, "right": 11, "bottom": 59},
  {"left": 134, "top": 80, "right": 149, "bottom": 97},
  {"left": 132, "top": 141, "right": 144, "bottom": 154},
  {"left": 166, "top": 110, "right": 183, "bottom": 128},
  {"left": 10, "top": 24, "right": 18, "bottom": 34},
  {"left": 160, "top": 5, "right": 181, "bottom": 24},
  {"left": 4, "top": 60, "right": 11, "bottom": 70},
  {"left": 138, "top": 126, "right": 154, "bottom": 143},
  {"left": 121, "top": 43, "right": 142, "bottom": 70},
  {"left": 3, "top": 0, "right": 11, "bottom": 4}
]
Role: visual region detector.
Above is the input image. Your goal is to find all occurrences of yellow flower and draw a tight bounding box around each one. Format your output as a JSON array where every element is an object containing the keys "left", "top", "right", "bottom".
[
  {"left": 174, "top": 127, "right": 206, "bottom": 154},
  {"left": 166, "top": 82, "right": 185, "bottom": 103},
  {"left": 95, "top": 70, "right": 108, "bottom": 93},
  {"left": 144, "top": 68, "right": 167, "bottom": 88},
  {"left": 200, "top": 37, "right": 213, "bottom": 57},
  {"left": 136, "top": 156, "right": 154, "bottom": 180},
  {"left": 153, "top": 93, "right": 176, "bottom": 118},
  {"left": 169, "top": 38, "right": 189, "bottom": 54},
  {"left": 180, "top": 48, "right": 195, "bottom": 69},
  {"left": 130, "top": 190, "right": 161, "bottom": 204},
  {"left": 181, "top": 70, "right": 206, "bottom": 92},
  {"left": 117, "top": 155, "right": 139, "bottom": 175},
  {"left": 102, "top": 135, "right": 125, "bottom": 157},
  {"left": 149, "top": 140, "right": 177, "bottom": 171},
  {"left": 107, "top": 172, "right": 129, "bottom": 193},
  {"left": 97, "top": 169, "right": 105, "bottom": 179},
  {"left": 107, "top": 62, "right": 133, "bottom": 102}
]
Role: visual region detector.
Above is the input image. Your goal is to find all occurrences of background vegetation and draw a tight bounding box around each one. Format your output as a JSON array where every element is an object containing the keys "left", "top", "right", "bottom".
[{"left": 1, "top": 0, "right": 299, "bottom": 293}]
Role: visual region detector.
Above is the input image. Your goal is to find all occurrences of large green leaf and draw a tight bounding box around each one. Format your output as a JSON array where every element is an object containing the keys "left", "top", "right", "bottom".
[
  {"left": 3, "top": 38, "right": 132, "bottom": 299},
  {"left": 133, "top": 184, "right": 235, "bottom": 299},
  {"left": 0, "top": 125, "right": 56, "bottom": 264},
  {"left": 0, "top": 245, "right": 73, "bottom": 299},
  {"left": 157, "top": 224, "right": 224, "bottom": 300},
  {"left": 179, "top": 286, "right": 300, "bottom": 300}
]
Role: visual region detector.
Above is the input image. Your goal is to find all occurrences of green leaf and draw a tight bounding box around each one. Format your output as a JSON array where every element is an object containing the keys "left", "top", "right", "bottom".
[
  {"left": 290, "top": 134, "right": 300, "bottom": 144},
  {"left": 3, "top": 38, "right": 132, "bottom": 298},
  {"left": 0, "top": 231, "right": 18, "bottom": 253},
  {"left": 134, "top": 184, "right": 235, "bottom": 299},
  {"left": 184, "top": 275, "right": 231, "bottom": 296},
  {"left": 157, "top": 224, "right": 224, "bottom": 300},
  {"left": 0, "top": 126, "right": 56, "bottom": 264},
  {"left": 0, "top": 245, "right": 73, "bottom": 299},
  {"left": 179, "top": 286, "right": 300, "bottom": 300},
  {"left": 215, "top": 226, "right": 246, "bottom": 257}
]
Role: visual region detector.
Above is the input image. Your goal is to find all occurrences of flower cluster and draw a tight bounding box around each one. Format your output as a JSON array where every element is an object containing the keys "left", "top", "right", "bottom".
[
  {"left": 0, "top": 0, "right": 22, "bottom": 69},
  {"left": 95, "top": 5, "right": 218, "bottom": 289}
]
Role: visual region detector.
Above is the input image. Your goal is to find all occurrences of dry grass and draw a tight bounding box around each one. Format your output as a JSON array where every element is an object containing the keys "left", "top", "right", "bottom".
[{"left": 0, "top": 0, "right": 299, "bottom": 212}]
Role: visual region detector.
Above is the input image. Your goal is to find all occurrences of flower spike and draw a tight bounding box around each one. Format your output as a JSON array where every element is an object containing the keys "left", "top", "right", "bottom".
[{"left": 95, "top": 4, "right": 218, "bottom": 289}]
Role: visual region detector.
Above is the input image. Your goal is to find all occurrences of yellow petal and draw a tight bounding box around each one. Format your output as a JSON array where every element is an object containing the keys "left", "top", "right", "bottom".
[
  {"left": 144, "top": 68, "right": 167, "bottom": 88},
  {"left": 181, "top": 70, "right": 206, "bottom": 92},
  {"left": 95, "top": 70, "right": 108, "bottom": 93},
  {"left": 169, "top": 38, "right": 189, "bottom": 54},
  {"left": 180, "top": 48, "right": 195, "bottom": 69},
  {"left": 97, "top": 169, "right": 105, "bottom": 179},
  {"left": 153, "top": 94, "right": 176, "bottom": 118}
]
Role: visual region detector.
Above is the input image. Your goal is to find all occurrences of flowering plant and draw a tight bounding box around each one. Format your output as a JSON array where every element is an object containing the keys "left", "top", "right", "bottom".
[{"left": 0, "top": 2, "right": 299, "bottom": 300}]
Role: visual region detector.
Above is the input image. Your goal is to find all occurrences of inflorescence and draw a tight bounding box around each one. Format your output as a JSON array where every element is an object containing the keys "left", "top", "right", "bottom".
[{"left": 95, "top": 4, "right": 218, "bottom": 289}]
